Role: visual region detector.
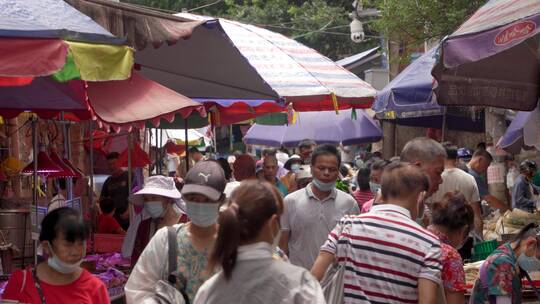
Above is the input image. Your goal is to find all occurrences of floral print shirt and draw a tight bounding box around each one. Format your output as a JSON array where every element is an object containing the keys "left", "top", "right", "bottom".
[
  {"left": 174, "top": 224, "right": 216, "bottom": 302},
  {"left": 469, "top": 243, "right": 522, "bottom": 304},
  {"left": 427, "top": 226, "right": 467, "bottom": 292}
]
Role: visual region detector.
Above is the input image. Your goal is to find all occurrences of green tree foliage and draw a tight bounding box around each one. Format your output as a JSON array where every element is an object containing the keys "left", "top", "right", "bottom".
[
  {"left": 123, "top": 0, "right": 378, "bottom": 60},
  {"left": 366, "top": 0, "right": 487, "bottom": 45}
]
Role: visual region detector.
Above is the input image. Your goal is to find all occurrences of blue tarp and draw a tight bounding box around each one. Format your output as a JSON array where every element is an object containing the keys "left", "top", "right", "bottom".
[
  {"left": 373, "top": 47, "right": 484, "bottom": 132},
  {"left": 0, "top": 0, "right": 123, "bottom": 44}
]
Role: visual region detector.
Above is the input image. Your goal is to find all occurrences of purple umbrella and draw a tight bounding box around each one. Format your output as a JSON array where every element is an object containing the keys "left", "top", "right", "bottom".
[
  {"left": 432, "top": 0, "right": 540, "bottom": 111},
  {"left": 243, "top": 109, "right": 382, "bottom": 147},
  {"left": 498, "top": 108, "right": 540, "bottom": 154}
]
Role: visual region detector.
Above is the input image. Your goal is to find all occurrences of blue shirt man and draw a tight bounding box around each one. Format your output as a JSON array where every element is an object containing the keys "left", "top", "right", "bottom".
[{"left": 512, "top": 160, "right": 540, "bottom": 212}]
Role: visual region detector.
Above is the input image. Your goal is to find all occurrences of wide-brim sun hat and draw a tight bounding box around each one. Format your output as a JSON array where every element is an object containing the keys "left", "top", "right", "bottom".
[
  {"left": 129, "top": 175, "right": 181, "bottom": 206},
  {"left": 284, "top": 154, "right": 302, "bottom": 170}
]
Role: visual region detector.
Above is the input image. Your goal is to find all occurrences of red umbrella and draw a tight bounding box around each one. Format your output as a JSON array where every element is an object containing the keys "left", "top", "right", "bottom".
[
  {"left": 48, "top": 151, "right": 77, "bottom": 178},
  {"left": 117, "top": 143, "right": 151, "bottom": 168},
  {"left": 22, "top": 149, "right": 62, "bottom": 174}
]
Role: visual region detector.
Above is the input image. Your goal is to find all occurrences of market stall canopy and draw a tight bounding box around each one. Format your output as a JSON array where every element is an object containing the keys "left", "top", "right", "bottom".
[
  {"left": 498, "top": 108, "right": 539, "bottom": 154},
  {"left": 0, "top": 0, "right": 132, "bottom": 81},
  {"left": 86, "top": 72, "right": 205, "bottom": 132},
  {"left": 243, "top": 109, "right": 382, "bottom": 147},
  {"left": 117, "top": 143, "right": 151, "bottom": 168},
  {"left": 432, "top": 0, "right": 540, "bottom": 111},
  {"left": 374, "top": 48, "right": 484, "bottom": 132},
  {"left": 0, "top": 77, "right": 90, "bottom": 120},
  {"left": 69, "top": 0, "right": 375, "bottom": 113}
]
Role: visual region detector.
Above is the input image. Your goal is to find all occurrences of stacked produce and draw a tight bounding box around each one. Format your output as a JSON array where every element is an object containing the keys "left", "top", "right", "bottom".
[{"left": 483, "top": 209, "right": 540, "bottom": 240}]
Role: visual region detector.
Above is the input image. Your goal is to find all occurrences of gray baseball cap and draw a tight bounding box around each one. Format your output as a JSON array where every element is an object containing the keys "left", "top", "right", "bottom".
[{"left": 181, "top": 161, "right": 226, "bottom": 201}]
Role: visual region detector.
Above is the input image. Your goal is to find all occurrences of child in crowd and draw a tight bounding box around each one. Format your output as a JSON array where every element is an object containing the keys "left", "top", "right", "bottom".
[{"left": 97, "top": 198, "right": 125, "bottom": 234}]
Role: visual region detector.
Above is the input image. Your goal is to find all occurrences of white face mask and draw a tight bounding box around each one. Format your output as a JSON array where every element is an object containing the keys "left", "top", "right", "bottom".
[
  {"left": 47, "top": 242, "right": 84, "bottom": 274},
  {"left": 185, "top": 200, "right": 220, "bottom": 227}
]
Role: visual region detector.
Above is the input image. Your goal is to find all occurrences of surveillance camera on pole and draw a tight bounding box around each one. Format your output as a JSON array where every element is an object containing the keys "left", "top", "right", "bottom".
[{"left": 350, "top": 18, "right": 365, "bottom": 43}]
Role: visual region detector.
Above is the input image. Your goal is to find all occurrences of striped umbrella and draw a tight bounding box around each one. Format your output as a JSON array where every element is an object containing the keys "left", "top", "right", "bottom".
[{"left": 136, "top": 12, "right": 376, "bottom": 113}]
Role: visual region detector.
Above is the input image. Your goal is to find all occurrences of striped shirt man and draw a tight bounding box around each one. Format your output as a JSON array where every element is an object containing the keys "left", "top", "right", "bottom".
[{"left": 321, "top": 204, "right": 442, "bottom": 304}]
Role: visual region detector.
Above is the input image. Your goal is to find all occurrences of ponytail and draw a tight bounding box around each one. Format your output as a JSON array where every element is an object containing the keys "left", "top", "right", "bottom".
[
  {"left": 208, "top": 180, "right": 283, "bottom": 280},
  {"left": 209, "top": 204, "right": 241, "bottom": 280}
]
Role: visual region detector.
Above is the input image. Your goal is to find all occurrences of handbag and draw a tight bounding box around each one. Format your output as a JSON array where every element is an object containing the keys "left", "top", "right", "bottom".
[
  {"left": 153, "top": 226, "right": 189, "bottom": 304},
  {"left": 320, "top": 261, "right": 345, "bottom": 304}
]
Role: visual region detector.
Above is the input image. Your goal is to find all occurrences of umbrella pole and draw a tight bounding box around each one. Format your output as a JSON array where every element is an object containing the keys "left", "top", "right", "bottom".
[
  {"left": 31, "top": 117, "right": 38, "bottom": 267},
  {"left": 60, "top": 112, "right": 73, "bottom": 200},
  {"left": 159, "top": 128, "right": 163, "bottom": 175},
  {"left": 229, "top": 125, "right": 233, "bottom": 152},
  {"left": 185, "top": 121, "right": 190, "bottom": 171},
  {"left": 89, "top": 122, "right": 95, "bottom": 252},
  {"left": 441, "top": 107, "right": 447, "bottom": 142},
  {"left": 128, "top": 132, "right": 132, "bottom": 192}
]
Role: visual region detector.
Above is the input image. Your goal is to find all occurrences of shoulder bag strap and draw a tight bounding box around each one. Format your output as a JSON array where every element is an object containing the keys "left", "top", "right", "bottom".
[
  {"left": 32, "top": 268, "right": 46, "bottom": 304},
  {"left": 167, "top": 226, "right": 178, "bottom": 285}
]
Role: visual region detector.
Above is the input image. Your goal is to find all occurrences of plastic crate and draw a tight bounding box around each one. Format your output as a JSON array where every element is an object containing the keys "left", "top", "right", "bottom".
[
  {"left": 93, "top": 234, "right": 125, "bottom": 253},
  {"left": 472, "top": 239, "right": 498, "bottom": 262}
]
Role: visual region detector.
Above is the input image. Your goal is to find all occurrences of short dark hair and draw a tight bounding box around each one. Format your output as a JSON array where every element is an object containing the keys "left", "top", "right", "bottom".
[
  {"left": 99, "top": 198, "right": 115, "bottom": 214},
  {"left": 357, "top": 168, "right": 371, "bottom": 191},
  {"left": 298, "top": 139, "right": 316, "bottom": 150},
  {"left": 443, "top": 142, "right": 458, "bottom": 160},
  {"left": 381, "top": 162, "right": 429, "bottom": 201},
  {"left": 311, "top": 144, "right": 341, "bottom": 167},
  {"left": 217, "top": 158, "right": 232, "bottom": 181},
  {"left": 473, "top": 149, "right": 493, "bottom": 162},
  {"left": 431, "top": 191, "right": 474, "bottom": 232},
  {"left": 39, "top": 207, "right": 89, "bottom": 243},
  {"left": 106, "top": 152, "right": 119, "bottom": 160},
  {"left": 261, "top": 148, "right": 277, "bottom": 157}
]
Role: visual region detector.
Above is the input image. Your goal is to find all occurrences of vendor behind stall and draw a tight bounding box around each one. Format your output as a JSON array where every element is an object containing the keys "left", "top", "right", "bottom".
[
  {"left": 470, "top": 223, "right": 540, "bottom": 303},
  {"left": 3, "top": 207, "right": 109, "bottom": 303},
  {"left": 512, "top": 160, "right": 540, "bottom": 213},
  {"left": 121, "top": 175, "right": 186, "bottom": 265},
  {"left": 100, "top": 152, "right": 130, "bottom": 231}
]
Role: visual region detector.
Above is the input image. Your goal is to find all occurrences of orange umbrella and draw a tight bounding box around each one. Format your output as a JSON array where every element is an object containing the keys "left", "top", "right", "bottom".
[{"left": 117, "top": 143, "right": 151, "bottom": 168}]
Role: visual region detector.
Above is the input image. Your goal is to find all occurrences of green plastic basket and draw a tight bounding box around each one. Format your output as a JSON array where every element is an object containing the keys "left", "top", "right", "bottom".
[{"left": 472, "top": 239, "right": 498, "bottom": 262}]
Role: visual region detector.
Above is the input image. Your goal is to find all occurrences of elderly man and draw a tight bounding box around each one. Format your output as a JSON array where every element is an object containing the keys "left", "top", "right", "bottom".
[
  {"left": 512, "top": 160, "right": 540, "bottom": 212},
  {"left": 261, "top": 154, "right": 288, "bottom": 197},
  {"left": 400, "top": 137, "right": 446, "bottom": 198},
  {"left": 297, "top": 139, "right": 317, "bottom": 165}
]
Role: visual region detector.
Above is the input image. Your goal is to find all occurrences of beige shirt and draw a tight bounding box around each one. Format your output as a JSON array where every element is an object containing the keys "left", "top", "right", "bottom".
[{"left": 430, "top": 167, "right": 481, "bottom": 204}]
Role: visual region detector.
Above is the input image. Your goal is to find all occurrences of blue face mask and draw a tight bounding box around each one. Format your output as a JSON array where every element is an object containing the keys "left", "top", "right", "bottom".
[
  {"left": 291, "top": 164, "right": 301, "bottom": 173},
  {"left": 369, "top": 182, "right": 381, "bottom": 194},
  {"left": 47, "top": 242, "right": 83, "bottom": 274},
  {"left": 312, "top": 178, "right": 335, "bottom": 192},
  {"left": 518, "top": 252, "right": 540, "bottom": 272},
  {"left": 185, "top": 201, "right": 220, "bottom": 227},
  {"left": 144, "top": 201, "right": 165, "bottom": 219}
]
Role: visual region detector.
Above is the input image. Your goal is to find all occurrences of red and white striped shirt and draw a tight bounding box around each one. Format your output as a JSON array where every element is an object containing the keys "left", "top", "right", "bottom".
[{"left": 321, "top": 204, "right": 442, "bottom": 304}]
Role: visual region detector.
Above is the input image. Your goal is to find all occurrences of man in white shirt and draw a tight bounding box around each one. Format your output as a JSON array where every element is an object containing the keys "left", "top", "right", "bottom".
[
  {"left": 430, "top": 143, "right": 483, "bottom": 234},
  {"left": 279, "top": 144, "right": 359, "bottom": 270}
]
